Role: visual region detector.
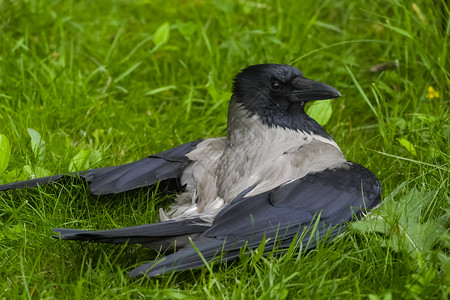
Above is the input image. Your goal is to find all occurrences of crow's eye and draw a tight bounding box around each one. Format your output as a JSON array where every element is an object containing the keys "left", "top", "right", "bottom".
[{"left": 270, "top": 81, "right": 281, "bottom": 91}]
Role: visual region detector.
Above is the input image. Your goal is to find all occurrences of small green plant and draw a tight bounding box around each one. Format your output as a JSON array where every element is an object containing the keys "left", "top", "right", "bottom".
[{"left": 0, "top": 134, "right": 11, "bottom": 175}]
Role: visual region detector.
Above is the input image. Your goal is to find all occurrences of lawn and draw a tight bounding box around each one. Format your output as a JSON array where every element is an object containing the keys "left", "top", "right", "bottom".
[{"left": 0, "top": 0, "right": 449, "bottom": 298}]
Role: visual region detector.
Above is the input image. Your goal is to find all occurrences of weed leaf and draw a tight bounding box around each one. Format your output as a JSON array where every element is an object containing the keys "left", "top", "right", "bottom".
[
  {"left": 397, "top": 137, "right": 417, "bottom": 156},
  {"left": 0, "top": 134, "right": 11, "bottom": 174},
  {"left": 153, "top": 22, "right": 170, "bottom": 47},
  {"left": 352, "top": 188, "right": 447, "bottom": 260},
  {"left": 23, "top": 165, "right": 51, "bottom": 178},
  {"left": 69, "top": 149, "right": 102, "bottom": 172},
  {"left": 306, "top": 100, "right": 333, "bottom": 126},
  {"left": 27, "top": 128, "right": 45, "bottom": 162}
]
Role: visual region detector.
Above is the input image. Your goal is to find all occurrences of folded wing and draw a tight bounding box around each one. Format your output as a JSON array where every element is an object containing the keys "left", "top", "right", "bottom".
[
  {"left": 53, "top": 218, "right": 210, "bottom": 250},
  {"left": 130, "top": 161, "right": 381, "bottom": 277}
]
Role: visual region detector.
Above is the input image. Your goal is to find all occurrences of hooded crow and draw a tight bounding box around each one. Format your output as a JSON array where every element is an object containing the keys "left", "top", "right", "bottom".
[{"left": 0, "top": 64, "right": 381, "bottom": 277}]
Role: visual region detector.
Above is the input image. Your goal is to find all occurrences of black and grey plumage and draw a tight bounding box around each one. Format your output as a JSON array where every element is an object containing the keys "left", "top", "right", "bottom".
[{"left": 0, "top": 64, "right": 381, "bottom": 277}]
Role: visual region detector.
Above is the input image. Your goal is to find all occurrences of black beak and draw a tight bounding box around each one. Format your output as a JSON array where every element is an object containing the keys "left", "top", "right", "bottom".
[{"left": 290, "top": 76, "right": 341, "bottom": 102}]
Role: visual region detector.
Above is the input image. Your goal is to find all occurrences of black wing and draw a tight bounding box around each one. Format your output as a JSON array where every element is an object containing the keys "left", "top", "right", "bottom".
[
  {"left": 53, "top": 218, "right": 210, "bottom": 250},
  {"left": 0, "top": 140, "right": 202, "bottom": 195},
  {"left": 129, "top": 161, "right": 381, "bottom": 277}
]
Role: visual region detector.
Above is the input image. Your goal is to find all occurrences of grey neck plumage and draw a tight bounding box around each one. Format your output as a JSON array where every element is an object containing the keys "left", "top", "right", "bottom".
[{"left": 226, "top": 96, "right": 335, "bottom": 147}]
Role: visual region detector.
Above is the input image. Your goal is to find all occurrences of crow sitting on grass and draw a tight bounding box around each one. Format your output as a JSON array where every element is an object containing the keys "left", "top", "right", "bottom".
[{"left": 0, "top": 64, "right": 381, "bottom": 277}]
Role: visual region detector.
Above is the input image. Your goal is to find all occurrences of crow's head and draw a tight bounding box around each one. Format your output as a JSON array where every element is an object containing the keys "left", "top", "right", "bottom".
[{"left": 232, "top": 64, "right": 341, "bottom": 132}]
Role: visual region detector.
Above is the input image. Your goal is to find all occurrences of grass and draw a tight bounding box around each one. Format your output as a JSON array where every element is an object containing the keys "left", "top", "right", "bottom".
[{"left": 0, "top": 0, "right": 449, "bottom": 298}]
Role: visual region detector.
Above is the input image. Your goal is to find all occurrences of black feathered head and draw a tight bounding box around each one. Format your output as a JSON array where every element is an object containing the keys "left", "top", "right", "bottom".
[{"left": 231, "top": 64, "right": 341, "bottom": 134}]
